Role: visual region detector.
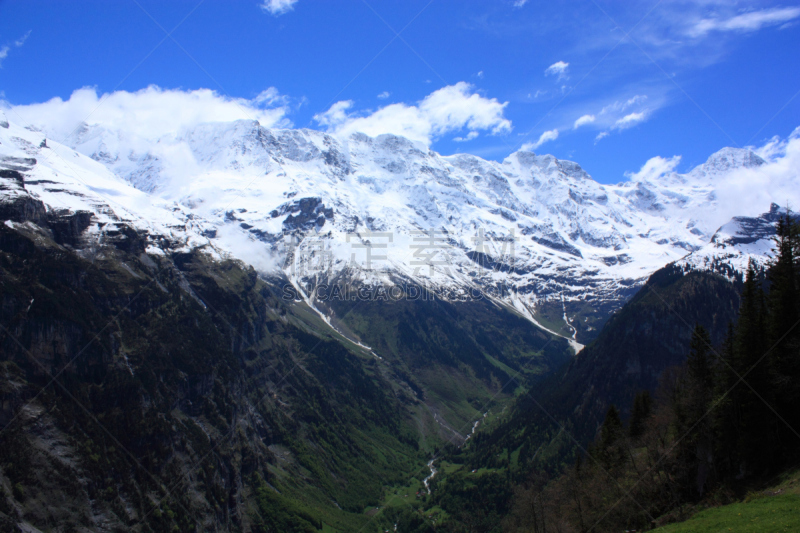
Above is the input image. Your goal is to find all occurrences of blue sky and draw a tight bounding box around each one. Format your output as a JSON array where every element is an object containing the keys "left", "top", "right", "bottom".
[{"left": 1, "top": 0, "right": 799, "bottom": 183}]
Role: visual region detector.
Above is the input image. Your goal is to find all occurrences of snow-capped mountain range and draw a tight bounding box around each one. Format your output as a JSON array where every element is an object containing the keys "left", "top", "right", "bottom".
[{"left": 0, "top": 110, "right": 785, "bottom": 346}]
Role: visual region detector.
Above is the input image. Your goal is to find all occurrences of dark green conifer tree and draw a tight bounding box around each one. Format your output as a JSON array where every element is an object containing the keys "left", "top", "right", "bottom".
[
  {"left": 628, "top": 391, "right": 652, "bottom": 440},
  {"left": 713, "top": 322, "right": 739, "bottom": 477},
  {"left": 733, "top": 262, "right": 775, "bottom": 472},
  {"left": 681, "top": 324, "right": 716, "bottom": 496},
  {"left": 767, "top": 213, "right": 800, "bottom": 438}
]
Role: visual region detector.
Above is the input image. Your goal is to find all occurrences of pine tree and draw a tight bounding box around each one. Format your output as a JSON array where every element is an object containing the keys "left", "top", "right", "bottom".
[
  {"left": 733, "top": 262, "right": 775, "bottom": 473},
  {"left": 767, "top": 212, "right": 800, "bottom": 438},
  {"left": 682, "top": 324, "right": 716, "bottom": 496},
  {"left": 597, "top": 404, "right": 625, "bottom": 471},
  {"left": 713, "top": 322, "right": 739, "bottom": 478},
  {"left": 687, "top": 324, "right": 714, "bottom": 395},
  {"left": 599, "top": 405, "right": 623, "bottom": 450},
  {"left": 629, "top": 391, "right": 652, "bottom": 440}
]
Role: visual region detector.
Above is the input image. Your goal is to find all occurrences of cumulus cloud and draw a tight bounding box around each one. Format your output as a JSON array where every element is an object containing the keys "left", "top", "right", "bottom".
[
  {"left": 314, "top": 82, "right": 511, "bottom": 146},
  {"left": 0, "top": 30, "right": 31, "bottom": 68},
  {"left": 261, "top": 0, "right": 298, "bottom": 16},
  {"left": 377, "top": 91, "right": 391, "bottom": 100},
  {"left": 625, "top": 155, "right": 682, "bottom": 181},
  {"left": 574, "top": 114, "right": 596, "bottom": 129},
  {"left": 688, "top": 7, "right": 800, "bottom": 38},
  {"left": 706, "top": 128, "right": 800, "bottom": 227},
  {"left": 544, "top": 61, "right": 569, "bottom": 80},
  {"left": 8, "top": 85, "right": 292, "bottom": 143},
  {"left": 521, "top": 129, "right": 559, "bottom": 151},
  {"left": 595, "top": 131, "right": 609, "bottom": 143}
]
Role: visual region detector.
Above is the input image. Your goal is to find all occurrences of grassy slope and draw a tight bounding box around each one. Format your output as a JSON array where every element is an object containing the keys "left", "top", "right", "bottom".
[{"left": 654, "top": 470, "right": 800, "bottom": 532}]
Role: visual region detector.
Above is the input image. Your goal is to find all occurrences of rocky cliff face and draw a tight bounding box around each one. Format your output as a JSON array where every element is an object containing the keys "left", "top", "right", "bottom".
[{"left": 0, "top": 206, "right": 429, "bottom": 532}]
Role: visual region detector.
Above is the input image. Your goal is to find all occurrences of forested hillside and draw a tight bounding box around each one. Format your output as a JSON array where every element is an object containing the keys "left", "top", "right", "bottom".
[{"left": 422, "top": 213, "right": 800, "bottom": 532}]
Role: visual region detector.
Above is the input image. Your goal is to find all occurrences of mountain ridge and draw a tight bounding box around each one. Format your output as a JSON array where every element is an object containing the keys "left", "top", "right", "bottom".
[{"left": 0, "top": 115, "right": 779, "bottom": 345}]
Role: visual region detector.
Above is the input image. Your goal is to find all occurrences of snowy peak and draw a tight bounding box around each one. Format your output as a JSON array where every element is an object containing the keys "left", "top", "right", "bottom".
[
  {"left": 688, "top": 147, "right": 766, "bottom": 180},
  {"left": 712, "top": 202, "right": 784, "bottom": 247},
  {"left": 679, "top": 203, "right": 793, "bottom": 278}
]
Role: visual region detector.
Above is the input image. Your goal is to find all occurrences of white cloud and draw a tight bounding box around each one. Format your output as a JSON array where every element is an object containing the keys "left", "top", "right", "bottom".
[
  {"left": 513, "top": 0, "right": 529, "bottom": 7},
  {"left": 706, "top": 129, "right": 800, "bottom": 228},
  {"left": 620, "top": 130, "right": 800, "bottom": 231},
  {"left": 595, "top": 131, "right": 609, "bottom": 143},
  {"left": 625, "top": 155, "right": 682, "bottom": 181},
  {"left": 574, "top": 114, "right": 596, "bottom": 129},
  {"left": 688, "top": 7, "right": 800, "bottom": 38},
  {"left": 314, "top": 82, "right": 511, "bottom": 146},
  {"left": 216, "top": 223, "right": 279, "bottom": 273},
  {"left": 521, "top": 129, "right": 559, "bottom": 151},
  {"left": 377, "top": 91, "right": 391, "bottom": 100},
  {"left": 592, "top": 109, "right": 649, "bottom": 142},
  {"left": 544, "top": 61, "right": 569, "bottom": 80},
  {"left": 0, "top": 30, "right": 31, "bottom": 68},
  {"left": 8, "top": 85, "right": 292, "bottom": 143},
  {"left": 454, "top": 131, "right": 480, "bottom": 142},
  {"left": 261, "top": 0, "right": 298, "bottom": 16},
  {"left": 253, "top": 87, "right": 288, "bottom": 107},
  {"left": 15, "top": 30, "right": 31, "bottom": 47},
  {"left": 600, "top": 95, "right": 647, "bottom": 115},
  {"left": 477, "top": 70, "right": 484, "bottom": 79},
  {"left": 613, "top": 111, "right": 649, "bottom": 130}
]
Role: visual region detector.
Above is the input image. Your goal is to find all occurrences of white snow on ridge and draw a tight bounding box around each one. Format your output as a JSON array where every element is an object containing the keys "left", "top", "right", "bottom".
[
  {"left": 1, "top": 115, "right": 793, "bottom": 342},
  {"left": 678, "top": 203, "right": 789, "bottom": 279}
]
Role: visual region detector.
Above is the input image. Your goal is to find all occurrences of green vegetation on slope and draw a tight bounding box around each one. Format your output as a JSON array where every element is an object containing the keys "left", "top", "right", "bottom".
[
  {"left": 652, "top": 494, "right": 800, "bottom": 533},
  {"left": 0, "top": 218, "right": 427, "bottom": 532}
]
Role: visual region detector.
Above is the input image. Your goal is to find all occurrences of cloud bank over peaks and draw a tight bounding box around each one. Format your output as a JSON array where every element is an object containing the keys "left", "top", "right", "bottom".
[
  {"left": 710, "top": 129, "right": 800, "bottom": 226},
  {"left": 7, "top": 86, "right": 293, "bottom": 144},
  {"left": 314, "top": 82, "right": 512, "bottom": 146},
  {"left": 625, "top": 129, "right": 800, "bottom": 230}
]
